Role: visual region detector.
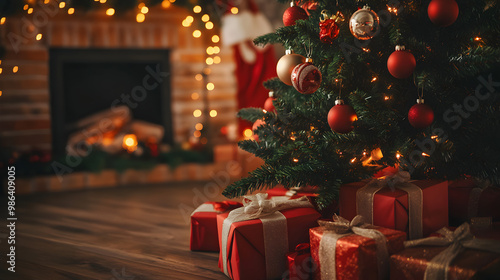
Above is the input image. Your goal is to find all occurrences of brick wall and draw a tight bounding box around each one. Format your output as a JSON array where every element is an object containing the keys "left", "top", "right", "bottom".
[{"left": 0, "top": 4, "right": 237, "bottom": 153}]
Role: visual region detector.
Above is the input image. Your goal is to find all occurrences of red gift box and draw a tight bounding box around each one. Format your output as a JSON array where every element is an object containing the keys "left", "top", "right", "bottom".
[
  {"left": 309, "top": 216, "right": 406, "bottom": 280},
  {"left": 217, "top": 196, "right": 321, "bottom": 280},
  {"left": 266, "top": 186, "right": 338, "bottom": 218},
  {"left": 190, "top": 201, "right": 242, "bottom": 251},
  {"left": 390, "top": 224, "right": 500, "bottom": 280},
  {"left": 448, "top": 179, "right": 500, "bottom": 225},
  {"left": 285, "top": 243, "right": 314, "bottom": 280},
  {"left": 340, "top": 178, "right": 448, "bottom": 239}
]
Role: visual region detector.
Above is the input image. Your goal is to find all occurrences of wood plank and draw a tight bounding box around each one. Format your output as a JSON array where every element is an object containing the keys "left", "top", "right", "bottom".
[{"left": 0, "top": 182, "right": 235, "bottom": 279}]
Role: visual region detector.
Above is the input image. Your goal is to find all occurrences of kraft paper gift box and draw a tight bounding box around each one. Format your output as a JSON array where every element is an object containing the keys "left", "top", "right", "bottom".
[
  {"left": 217, "top": 194, "right": 321, "bottom": 280},
  {"left": 190, "top": 201, "right": 242, "bottom": 251},
  {"left": 339, "top": 171, "right": 448, "bottom": 239}
]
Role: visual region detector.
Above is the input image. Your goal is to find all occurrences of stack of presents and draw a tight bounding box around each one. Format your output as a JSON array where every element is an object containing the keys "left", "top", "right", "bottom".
[{"left": 190, "top": 171, "right": 500, "bottom": 280}]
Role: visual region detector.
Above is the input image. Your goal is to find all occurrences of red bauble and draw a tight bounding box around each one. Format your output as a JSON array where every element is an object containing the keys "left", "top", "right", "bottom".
[
  {"left": 408, "top": 99, "right": 434, "bottom": 129},
  {"left": 283, "top": 5, "right": 308, "bottom": 26},
  {"left": 291, "top": 59, "right": 322, "bottom": 94},
  {"left": 428, "top": 0, "right": 459, "bottom": 27},
  {"left": 252, "top": 119, "right": 265, "bottom": 141},
  {"left": 327, "top": 100, "right": 357, "bottom": 134},
  {"left": 387, "top": 46, "right": 416, "bottom": 79},
  {"left": 264, "top": 98, "right": 275, "bottom": 112},
  {"left": 319, "top": 19, "right": 339, "bottom": 44},
  {"left": 264, "top": 91, "right": 276, "bottom": 112}
]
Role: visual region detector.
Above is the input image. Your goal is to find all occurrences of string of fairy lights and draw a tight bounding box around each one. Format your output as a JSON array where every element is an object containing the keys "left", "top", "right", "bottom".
[{"left": 182, "top": 5, "right": 240, "bottom": 143}]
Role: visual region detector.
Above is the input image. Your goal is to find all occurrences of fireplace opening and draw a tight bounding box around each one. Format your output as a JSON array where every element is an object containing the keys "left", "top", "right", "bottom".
[{"left": 49, "top": 48, "right": 173, "bottom": 156}]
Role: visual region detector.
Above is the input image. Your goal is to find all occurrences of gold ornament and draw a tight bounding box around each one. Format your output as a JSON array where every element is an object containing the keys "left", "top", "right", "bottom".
[{"left": 276, "top": 49, "right": 306, "bottom": 85}]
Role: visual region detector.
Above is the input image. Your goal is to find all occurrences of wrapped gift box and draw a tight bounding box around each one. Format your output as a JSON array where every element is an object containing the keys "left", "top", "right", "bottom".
[
  {"left": 190, "top": 201, "right": 242, "bottom": 251},
  {"left": 218, "top": 195, "right": 321, "bottom": 280},
  {"left": 448, "top": 179, "right": 500, "bottom": 225},
  {"left": 340, "top": 177, "right": 448, "bottom": 239},
  {"left": 309, "top": 216, "right": 406, "bottom": 280},
  {"left": 285, "top": 243, "right": 314, "bottom": 280},
  {"left": 390, "top": 224, "right": 500, "bottom": 280}
]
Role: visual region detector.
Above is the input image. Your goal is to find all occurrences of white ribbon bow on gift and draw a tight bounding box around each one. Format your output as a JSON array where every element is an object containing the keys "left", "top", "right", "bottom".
[
  {"left": 241, "top": 193, "right": 311, "bottom": 219},
  {"left": 318, "top": 215, "right": 389, "bottom": 280},
  {"left": 405, "top": 223, "right": 500, "bottom": 280},
  {"left": 221, "top": 193, "right": 314, "bottom": 279}
]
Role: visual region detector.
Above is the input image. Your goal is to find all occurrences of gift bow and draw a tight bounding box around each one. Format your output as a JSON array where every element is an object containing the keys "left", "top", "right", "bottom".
[
  {"left": 207, "top": 201, "right": 242, "bottom": 213},
  {"left": 318, "top": 214, "right": 366, "bottom": 234},
  {"left": 318, "top": 215, "right": 389, "bottom": 280},
  {"left": 241, "top": 193, "right": 312, "bottom": 220},
  {"left": 378, "top": 170, "right": 411, "bottom": 190},
  {"left": 405, "top": 223, "right": 500, "bottom": 280}
]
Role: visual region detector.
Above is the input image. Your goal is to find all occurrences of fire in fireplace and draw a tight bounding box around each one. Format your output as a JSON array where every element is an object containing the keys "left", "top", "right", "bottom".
[{"left": 49, "top": 48, "right": 173, "bottom": 156}]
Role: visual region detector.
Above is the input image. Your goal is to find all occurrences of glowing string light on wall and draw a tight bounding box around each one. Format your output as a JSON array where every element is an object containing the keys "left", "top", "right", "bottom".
[{"left": 136, "top": 13, "right": 145, "bottom": 23}]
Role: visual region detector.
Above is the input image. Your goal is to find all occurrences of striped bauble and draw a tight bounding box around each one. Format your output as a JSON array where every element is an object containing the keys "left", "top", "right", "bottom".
[{"left": 291, "top": 60, "right": 322, "bottom": 94}]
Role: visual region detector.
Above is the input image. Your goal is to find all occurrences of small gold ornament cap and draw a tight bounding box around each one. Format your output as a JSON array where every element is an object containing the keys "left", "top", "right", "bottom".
[
  {"left": 269, "top": 91, "right": 274, "bottom": 98},
  {"left": 395, "top": 45, "right": 406, "bottom": 51},
  {"left": 335, "top": 99, "right": 344, "bottom": 105},
  {"left": 417, "top": 98, "right": 425, "bottom": 104}
]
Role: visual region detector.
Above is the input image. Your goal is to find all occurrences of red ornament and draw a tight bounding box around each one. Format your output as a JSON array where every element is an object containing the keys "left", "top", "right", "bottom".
[
  {"left": 327, "top": 100, "right": 357, "bottom": 134},
  {"left": 408, "top": 99, "right": 434, "bottom": 129},
  {"left": 252, "top": 119, "right": 265, "bottom": 141},
  {"left": 319, "top": 20, "right": 339, "bottom": 44},
  {"left": 319, "top": 11, "right": 343, "bottom": 44},
  {"left": 283, "top": 3, "right": 308, "bottom": 26},
  {"left": 387, "top": 46, "right": 416, "bottom": 79},
  {"left": 428, "top": 0, "right": 459, "bottom": 27},
  {"left": 291, "top": 59, "right": 322, "bottom": 94},
  {"left": 299, "top": 0, "right": 318, "bottom": 16},
  {"left": 264, "top": 91, "right": 276, "bottom": 112}
]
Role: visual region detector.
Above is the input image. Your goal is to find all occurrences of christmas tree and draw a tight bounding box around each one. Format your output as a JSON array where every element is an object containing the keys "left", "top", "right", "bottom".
[{"left": 223, "top": 0, "right": 500, "bottom": 208}]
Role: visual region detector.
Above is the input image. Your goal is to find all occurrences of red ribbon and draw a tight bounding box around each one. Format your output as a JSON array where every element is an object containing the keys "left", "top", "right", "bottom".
[
  {"left": 294, "top": 243, "right": 310, "bottom": 255},
  {"left": 207, "top": 201, "right": 242, "bottom": 213}
]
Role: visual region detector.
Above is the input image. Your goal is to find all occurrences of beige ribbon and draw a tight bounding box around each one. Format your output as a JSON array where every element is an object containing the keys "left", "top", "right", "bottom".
[
  {"left": 221, "top": 194, "right": 314, "bottom": 279},
  {"left": 405, "top": 223, "right": 500, "bottom": 280},
  {"left": 191, "top": 203, "right": 216, "bottom": 215},
  {"left": 356, "top": 171, "right": 424, "bottom": 239},
  {"left": 318, "top": 215, "right": 389, "bottom": 280}
]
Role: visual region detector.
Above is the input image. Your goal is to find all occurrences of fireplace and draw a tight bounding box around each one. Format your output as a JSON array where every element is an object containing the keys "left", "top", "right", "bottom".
[{"left": 49, "top": 48, "right": 173, "bottom": 156}]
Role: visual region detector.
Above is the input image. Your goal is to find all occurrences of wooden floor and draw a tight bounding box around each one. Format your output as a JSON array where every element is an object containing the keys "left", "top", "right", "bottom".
[{"left": 0, "top": 182, "right": 233, "bottom": 280}]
